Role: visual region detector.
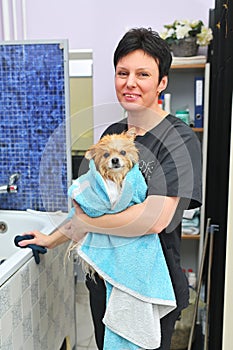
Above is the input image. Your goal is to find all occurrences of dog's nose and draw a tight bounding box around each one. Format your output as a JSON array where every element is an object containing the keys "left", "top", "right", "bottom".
[{"left": 111, "top": 158, "right": 120, "bottom": 166}]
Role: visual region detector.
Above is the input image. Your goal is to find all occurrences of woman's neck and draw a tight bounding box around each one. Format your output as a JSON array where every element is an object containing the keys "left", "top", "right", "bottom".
[{"left": 127, "top": 108, "right": 168, "bottom": 136}]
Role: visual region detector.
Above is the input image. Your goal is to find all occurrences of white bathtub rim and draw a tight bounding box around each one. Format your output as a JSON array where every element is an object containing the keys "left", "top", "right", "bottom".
[{"left": 0, "top": 210, "right": 68, "bottom": 287}]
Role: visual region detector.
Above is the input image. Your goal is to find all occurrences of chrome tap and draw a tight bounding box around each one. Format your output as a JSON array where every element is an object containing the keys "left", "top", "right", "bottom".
[{"left": 0, "top": 173, "right": 20, "bottom": 194}]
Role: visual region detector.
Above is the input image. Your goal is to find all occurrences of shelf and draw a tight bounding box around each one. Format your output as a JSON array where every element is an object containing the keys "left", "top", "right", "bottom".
[
  {"left": 192, "top": 127, "right": 204, "bottom": 132},
  {"left": 171, "top": 63, "right": 206, "bottom": 69},
  {"left": 171, "top": 55, "right": 207, "bottom": 69},
  {"left": 182, "top": 234, "right": 200, "bottom": 240}
]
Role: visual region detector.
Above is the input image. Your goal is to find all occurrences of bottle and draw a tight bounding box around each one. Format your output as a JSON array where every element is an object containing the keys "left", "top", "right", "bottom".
[
  {"left": 158, "top": 99, "right": 163, "bottom": 109},
  {"left": 188, "top": 269, "right": 196, "bottom": 289},
  {"left": 176, "top": 109, "right": 190, "bottom": 125},
  {"left": 164, "top": 93, "right": 171, "bottom": 113}
]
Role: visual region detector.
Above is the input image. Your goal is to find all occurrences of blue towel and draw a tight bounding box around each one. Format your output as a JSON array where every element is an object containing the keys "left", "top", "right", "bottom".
[
  {"left": 68, "top": 160, "right": 176, "bottom": 349},
  {"left": 182, "top": 208, "right": 200, "bottom": 235}
]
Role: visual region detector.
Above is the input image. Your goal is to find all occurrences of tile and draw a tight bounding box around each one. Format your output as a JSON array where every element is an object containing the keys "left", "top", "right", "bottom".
[
  {"left": 29, "top": 260, "right": 40, "bottom": 284},
  {"left": 40, "top": 332, "right": 48, "bottom": 350},
  {"left": 38, "top": 270, "right": 47, "bottom": 299},
  {"left": 9, "top": 272, "right": 22, "bottom": 304},
  {"left": 32, "top": 325, "right": 41, "bottom": 350},
  {"left": 20, "top": 265, "right": 30, "bottom": 292},
  {"left": 22, "top": 287, "right": 32, "bottom": 317},
  {"left": 39, "top": 291, "right": 47, "bottom": 319},
  {"left": 12, "top": 323, "right": 24, "bottom": 349},
  {"left": 12, "top": 298, "right": 23, "bottom": 329},
  {"left": 0, "top": 284, "right": 11, "bottom": 318},
  {"left": 45, "top": 265, "right": 53, "bottom": 287},
  {"left": 0, "top": 42, "right": 69, "bottom": 212},
  {"left": 31, "top": 278, "right": 39, "bottom": 306},
  {"left": 31, "top": 302, "right": 40, "bottom": 330},
  {"left": 1, "top": 308, "right": 13, "bottom": 341},
  {"left": 22, "top": 312, "right": 32, "bottom": 342},
  {"left": 22, "top": 335, "right": 34, "bottom": 350},
  {"left": 0, "top": 237, "right": 76, "bottom": 350},
  {"left": 39, "top": 312, "right": 49, "bottom": 339},
  {"left": 1, "top": 333, "right": 13, "bottom": 350}
]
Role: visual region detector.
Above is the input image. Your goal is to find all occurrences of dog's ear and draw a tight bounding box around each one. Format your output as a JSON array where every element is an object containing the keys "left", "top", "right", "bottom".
[
  {"left": 85, "top": 146, "right": 96, "bottom": 160},
  {"left": 126, "top": 127, "right": 137, "bottom": 139}
]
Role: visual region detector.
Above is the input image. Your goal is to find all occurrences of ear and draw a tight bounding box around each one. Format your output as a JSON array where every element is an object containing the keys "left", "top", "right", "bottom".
[
  {"left": 126, "top": 127, "right": 136, "bottom": 139},
  {"left": 85, "top": 146, "right": 96, "bottom": 160},
  {"left": 158, "top": 75, "right": 168, "bottom": 92}
]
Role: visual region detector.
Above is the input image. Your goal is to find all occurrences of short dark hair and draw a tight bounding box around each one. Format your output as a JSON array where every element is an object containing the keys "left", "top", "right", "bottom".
[{"left": 113, "top": 27, "right": 172, "bottom": 82}]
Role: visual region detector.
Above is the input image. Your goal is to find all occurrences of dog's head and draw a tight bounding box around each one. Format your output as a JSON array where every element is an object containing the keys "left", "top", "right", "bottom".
[{"left": 85, "top": 128, "right": 138, "bottom": 186}]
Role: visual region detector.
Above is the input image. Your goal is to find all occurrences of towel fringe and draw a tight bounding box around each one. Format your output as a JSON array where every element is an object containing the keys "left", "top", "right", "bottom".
[{"left": 64, "top": 240, "right": 97, "bottom": 280}]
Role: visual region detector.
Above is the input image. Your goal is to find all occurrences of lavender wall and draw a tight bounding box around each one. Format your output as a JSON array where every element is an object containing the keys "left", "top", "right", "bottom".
[{"left": 1, "top": 0, "right": 215, "bottom": 141}]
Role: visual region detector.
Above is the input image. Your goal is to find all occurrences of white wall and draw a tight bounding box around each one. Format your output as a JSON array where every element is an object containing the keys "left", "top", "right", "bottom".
[
  {"left": 222, "top": 96, "right": 233, "bottom": 349},
  {"left": 0, "top": 0, "right": 214, "bottom": 140}
]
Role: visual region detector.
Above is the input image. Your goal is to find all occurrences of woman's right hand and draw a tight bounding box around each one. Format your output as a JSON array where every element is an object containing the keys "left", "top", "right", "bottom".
[
  {"left": 18, "top": 230, "right": 52, "bottom": 248},
  {"left": 17, "top": 220, "right": 71, "bottom": 249}
]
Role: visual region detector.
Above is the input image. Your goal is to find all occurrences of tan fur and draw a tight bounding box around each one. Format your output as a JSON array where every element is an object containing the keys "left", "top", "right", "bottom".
[{"left": 85, "top": 128, "right": 138, "bottom": 188}]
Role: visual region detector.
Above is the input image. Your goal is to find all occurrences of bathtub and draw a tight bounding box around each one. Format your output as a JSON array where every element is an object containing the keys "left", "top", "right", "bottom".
[{"left": 0, "top": 209, "right": 67, "bottom": 286}]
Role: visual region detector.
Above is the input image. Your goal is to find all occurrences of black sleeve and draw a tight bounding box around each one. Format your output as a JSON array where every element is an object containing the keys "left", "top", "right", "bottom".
[{"left": 147, "top": 125, "right": 202, "bottom": 210}]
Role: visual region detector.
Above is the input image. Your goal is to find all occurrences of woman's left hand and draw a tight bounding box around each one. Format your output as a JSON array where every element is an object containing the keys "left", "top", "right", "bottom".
[{"left": 64, "top": 201, "right": 88, "bottom": 242}]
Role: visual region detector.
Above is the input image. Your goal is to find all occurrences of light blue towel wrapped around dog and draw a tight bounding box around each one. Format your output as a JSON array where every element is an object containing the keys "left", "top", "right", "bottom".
[{"left": 68, "top": 159, "right": 176, "bottom": 350}]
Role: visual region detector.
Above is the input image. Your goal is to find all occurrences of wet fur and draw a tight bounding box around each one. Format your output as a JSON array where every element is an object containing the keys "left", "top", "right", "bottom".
[{"left": 85, "top": 128, "right": 138, "bottom": 189}]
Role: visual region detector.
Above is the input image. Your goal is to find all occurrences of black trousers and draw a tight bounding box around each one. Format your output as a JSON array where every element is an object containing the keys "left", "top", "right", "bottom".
[{"left": 86, "top": 274, "right": 181, "bottom": 350}]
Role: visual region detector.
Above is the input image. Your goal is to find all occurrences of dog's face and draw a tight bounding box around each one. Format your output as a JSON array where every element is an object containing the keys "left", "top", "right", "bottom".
[{"left": 85, "top": 128, "right": 138, "bottom": 186}]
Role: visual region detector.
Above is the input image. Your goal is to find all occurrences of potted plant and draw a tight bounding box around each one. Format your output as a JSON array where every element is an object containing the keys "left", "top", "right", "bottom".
[{"left": 160, "top": 20, "right": 213, "bottom": 56}]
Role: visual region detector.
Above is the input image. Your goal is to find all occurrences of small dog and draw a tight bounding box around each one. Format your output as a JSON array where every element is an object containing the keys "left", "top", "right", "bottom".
[
  {"left": 85, "top": 127, "right": 138, "bottom": 198},
  {"left": 67, "top": 127, "right": 139, "bottom": 276}
]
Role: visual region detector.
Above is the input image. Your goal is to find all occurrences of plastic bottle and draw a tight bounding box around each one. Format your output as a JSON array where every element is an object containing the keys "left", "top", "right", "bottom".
[
  {"left": 158, "top": 99, "right": 163, "bottom": 109},
  {"left": 164, "top": 93, "right": 171, "bottom": 113},
  {"left": 176, "top": 109, "right": 190, "bottom": 125},
  {"left": 188, "top": 268, "right": 196, "bottom": 289}
]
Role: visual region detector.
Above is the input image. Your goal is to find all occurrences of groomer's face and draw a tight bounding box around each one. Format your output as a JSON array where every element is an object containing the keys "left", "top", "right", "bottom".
[{"left": 115, "top": 49, "right": 167, "bottom": 112}]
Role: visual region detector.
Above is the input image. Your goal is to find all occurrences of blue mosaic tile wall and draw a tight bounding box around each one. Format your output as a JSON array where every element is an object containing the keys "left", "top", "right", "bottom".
[{"left": 0, "top": 41, "right": 70, "bottom": 212}]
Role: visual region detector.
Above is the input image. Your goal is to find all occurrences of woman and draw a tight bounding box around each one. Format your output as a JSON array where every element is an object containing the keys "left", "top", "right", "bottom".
[{"left": 20, "top": 28, "right": 202, "bottom": 349}]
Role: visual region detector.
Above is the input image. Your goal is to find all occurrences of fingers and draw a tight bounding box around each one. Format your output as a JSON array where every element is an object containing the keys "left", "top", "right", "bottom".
[
  {"left": 17, "top": 231, "right": 41, "bottom": 247},
  {"left": 73, "top": 199, "right": 78, "bottom": 207}
]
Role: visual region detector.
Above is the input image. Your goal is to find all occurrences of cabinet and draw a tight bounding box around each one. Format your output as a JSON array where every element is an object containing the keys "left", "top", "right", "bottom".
[{"left": 166, "top": 58, "right": 210, "bottom": 276}]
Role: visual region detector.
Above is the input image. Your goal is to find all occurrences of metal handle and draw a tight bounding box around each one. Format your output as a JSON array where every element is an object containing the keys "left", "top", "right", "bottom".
[{"left": 8, "top": 173, "right": 20, "bottom": 185}]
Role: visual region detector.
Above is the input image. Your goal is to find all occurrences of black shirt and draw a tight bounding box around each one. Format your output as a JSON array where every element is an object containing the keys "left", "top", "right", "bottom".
[{"left": 101, "top": 115, "right": 202, "bottom": 309}]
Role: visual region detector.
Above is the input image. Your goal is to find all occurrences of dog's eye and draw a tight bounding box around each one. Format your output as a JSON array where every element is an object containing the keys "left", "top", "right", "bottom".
[
  {"left": 103, "top": 152, "right": 110, "bottom": 158},
  {"left": 120, "top": 150, "right": 126, "bottom": 156}
]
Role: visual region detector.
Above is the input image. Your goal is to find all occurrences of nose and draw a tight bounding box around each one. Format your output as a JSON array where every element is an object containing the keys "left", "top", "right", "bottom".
[
  {"left": 111, "top": 157, "right": 120, "bottom": 167},
  {"left": 126, "top": 74, "right": 137, "bottom": 88}
]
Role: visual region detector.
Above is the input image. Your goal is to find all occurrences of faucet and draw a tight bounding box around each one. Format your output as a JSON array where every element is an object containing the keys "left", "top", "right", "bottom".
[{"left": 0, "top": 173, "right": 20, "bottom": 194}]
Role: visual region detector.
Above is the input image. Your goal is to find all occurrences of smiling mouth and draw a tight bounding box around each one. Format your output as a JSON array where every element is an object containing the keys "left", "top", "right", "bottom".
[{"left": 124, "top": 93, "right": 140, "bottom": 98}]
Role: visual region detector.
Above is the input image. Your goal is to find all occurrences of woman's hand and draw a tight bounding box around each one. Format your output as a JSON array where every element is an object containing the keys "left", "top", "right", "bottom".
[
  {"left": 63, "top": 200, "right": 88, "bottom": 242},
  {"left": 18, "top": 230, "right": 52, "bottom": 248},
  {"left": 18, "top": 224, "right": 71, "bottom": 249}
]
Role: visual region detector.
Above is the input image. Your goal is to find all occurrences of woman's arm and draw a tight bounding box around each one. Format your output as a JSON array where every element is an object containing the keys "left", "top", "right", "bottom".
[
  {"left": 18, "top": 220, "right": 71, "bottom": 249},
  {"left": 66, "top": 195, "right": 180, "bottom": 242}
]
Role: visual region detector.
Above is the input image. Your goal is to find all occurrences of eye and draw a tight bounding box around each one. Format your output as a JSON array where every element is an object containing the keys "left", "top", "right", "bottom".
[
  {"left": 116, "top": 70, "right": 128, "bottom": 78},
  {"left": 103, "top": 152, "right": 110, "bottom": 158},
  {"left": 138, "top": 71, "right": 150, "bottom": 78},
  {"left": 120, "top": 150, "right": 126, "bottom": 156}
]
